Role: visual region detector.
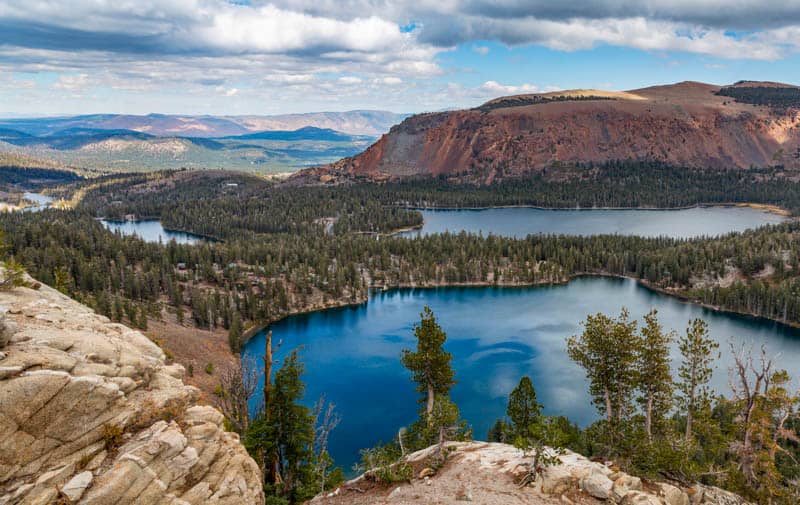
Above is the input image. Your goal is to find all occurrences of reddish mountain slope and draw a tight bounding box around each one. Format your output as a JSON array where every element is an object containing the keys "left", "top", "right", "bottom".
[{"left": 297, "top": 81, "right": 800, "bottom": 184}]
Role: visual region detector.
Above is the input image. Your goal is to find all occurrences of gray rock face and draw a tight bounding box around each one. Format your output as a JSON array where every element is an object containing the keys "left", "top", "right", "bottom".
[
  {"left": 694, "top": 485, "right": 754, "bottom": 505},
  {"left": 580, "top": 472, "right": 613, "bottom": 499},
  {"left": 61, "top": 471, "right": 93, "bottom": 502},
  {"left": 611, "top": 474, "right": 643, "bottom": 502},
  {"left": 0, "top": 281, "right": 264, "bottom": 505},
  {"left": 659, "top": 482, "right": 690, "bottom": 505},
  {"left": 620, "top": 490, "right": 664, "bottom": 505}
]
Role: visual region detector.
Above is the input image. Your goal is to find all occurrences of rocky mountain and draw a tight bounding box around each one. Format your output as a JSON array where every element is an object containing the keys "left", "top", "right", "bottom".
[
  {"left": 0, "top": 126, "right": 375, "bottom": 174},
  {"left": 0, "top": 278, "right": 264, "bottom": 505},
  {"left": 313, "top": 442, "right": 753, "bottom": 505},
  {"left": 298, "top": 81, "right": 800, "bottom": 184},
  {"left": 0, "top": 110, "right": 406, "bottom": 138},
  {"left": 232, "top": 111, "right": 408, "bottom": 137}
]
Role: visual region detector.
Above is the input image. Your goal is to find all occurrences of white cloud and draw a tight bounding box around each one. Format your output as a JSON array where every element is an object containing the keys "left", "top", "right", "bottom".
[
  {"left": 52, "top": 73, "right": 90, "bottom": 91},
  {"left": 375, "top": 76, "right": 403, "bottom": 85},
  {"left": 264, "top": 73, "right": 317, "bottom": 84},
  {"left": 1, "top": 1, "right": 800, "bottom": 115},
  {"left": 479, "top": 80, "right": 540, "bottom": 94}
]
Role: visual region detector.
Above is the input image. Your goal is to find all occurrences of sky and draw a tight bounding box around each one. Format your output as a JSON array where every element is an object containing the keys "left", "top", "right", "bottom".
[{"left": 2, "top": 1, "right": 800, "bottom": 116}]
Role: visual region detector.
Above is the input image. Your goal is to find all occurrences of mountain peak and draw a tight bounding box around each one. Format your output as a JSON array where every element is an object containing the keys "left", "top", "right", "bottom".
[{"left": 296, "top": 80, "right": 800, "bottom": 185}]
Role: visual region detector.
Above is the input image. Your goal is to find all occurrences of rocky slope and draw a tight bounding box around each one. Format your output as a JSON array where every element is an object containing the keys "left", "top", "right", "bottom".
[
  {"left": 299, "top": 81, "right": 800, "bottom": 184},
  {"left": 313, "top": 442, "right": 752, "bottom": 505},
  {"left": 0, "top": 278, "right": 264, "bottom": 505}
]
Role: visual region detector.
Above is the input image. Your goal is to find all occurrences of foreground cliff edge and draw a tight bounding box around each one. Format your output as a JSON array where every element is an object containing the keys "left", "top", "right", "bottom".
[
  {"left": 312, "top": 442, "right": 754, "bottom": 505},
  {"left": 0, "top": 278, "right": 265, "bottom": 505}
]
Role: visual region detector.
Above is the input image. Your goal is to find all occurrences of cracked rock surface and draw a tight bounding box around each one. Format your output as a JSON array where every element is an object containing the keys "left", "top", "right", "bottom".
[
  {"left": 312, "top": 442, "right": 754, "bottom": 505},
  {"left": 0, "top": 280, "right": 264, "bottom": 505}
]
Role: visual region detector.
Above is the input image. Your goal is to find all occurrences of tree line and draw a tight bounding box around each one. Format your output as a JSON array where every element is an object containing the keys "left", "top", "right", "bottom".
[
  {"left": 716, "top": 85, "right": 800, "bottom": 110},
  {"left": 4, "top": 203, "right": 800, "bottom": 352}
]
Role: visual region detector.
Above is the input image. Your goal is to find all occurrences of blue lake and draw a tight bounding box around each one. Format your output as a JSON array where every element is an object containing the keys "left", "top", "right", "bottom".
[
  {"left": 242, "top": 277, "right": 800, "bottom": 470},
  {"left": 22, "top": 192, "right": 53, "bottom": 212},
  {"left": 100, "top": 219, "right": 204, "bottom": 245},
  {"left": 399, "top": 206, "right": 785, "bottom": 239}
]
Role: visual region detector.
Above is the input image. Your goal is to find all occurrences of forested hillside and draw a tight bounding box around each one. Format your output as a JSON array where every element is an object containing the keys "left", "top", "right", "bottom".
[
  {"left": 2, "top": 165, "right": 800, "bottom": 503},
  {"left": 4, "top": 165, "right": 800, "bottom": 347}
]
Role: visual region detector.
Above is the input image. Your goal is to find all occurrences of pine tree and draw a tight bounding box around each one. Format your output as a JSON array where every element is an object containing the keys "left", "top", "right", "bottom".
[
  {"left": 401, "top": 306, "right": 456, "bottom": 421},
  {"left": 245, "top": 349, "right": 318, "bottom": 504},
  {"left": 228, "top": 311, "right": 242, "bottom": 353},
  {"left": 636, "top": 309, "right": 674, "bottom": 441},
  {"left": 506, "top": 376, "right": 542, "bottom": 438},
  {"left": 487, "top": 418, "right": 511, "bottom": 443},
  {"left": 567, "top": 309, "right": 639, "bottom": 436},
  {"left": 677, "top": 318, "right": 719, "bottom": 442}
]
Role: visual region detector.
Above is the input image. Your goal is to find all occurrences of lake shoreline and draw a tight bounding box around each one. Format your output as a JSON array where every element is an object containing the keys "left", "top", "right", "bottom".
[
  {"left": 240, "top": 271, "right": 800, "bottom": 348},
  {"left": 98, "top": 217, "right": 220, "bottom": 243},
  {"left": 398, "top": 202, "right": 791, "bottom": 216}
]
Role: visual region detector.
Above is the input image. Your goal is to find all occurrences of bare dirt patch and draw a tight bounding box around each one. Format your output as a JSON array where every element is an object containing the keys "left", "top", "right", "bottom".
[{"left": 145, "top": 310, "right": 236, "bottom": 403}]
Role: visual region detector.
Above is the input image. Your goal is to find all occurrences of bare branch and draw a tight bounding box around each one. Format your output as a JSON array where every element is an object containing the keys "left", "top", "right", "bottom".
[{"left": 216, "top": 356, "right": 258, "bottom": 435}]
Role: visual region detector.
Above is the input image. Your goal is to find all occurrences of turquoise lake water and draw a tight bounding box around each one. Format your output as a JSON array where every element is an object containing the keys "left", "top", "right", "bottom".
[{"left": 242, "top": 277, "right": 800, "bottom": 470}]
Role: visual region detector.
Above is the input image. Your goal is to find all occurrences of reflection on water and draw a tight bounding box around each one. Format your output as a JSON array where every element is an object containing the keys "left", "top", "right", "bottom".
[
  {"left": 100, "top": 219, "right": 203, "bottom": 245},
  {"left": 400, "top": 207, "right": 785, "bottom": 239},
  {"left": 242, "top": 277, "right": 800, "bottom": 469}
]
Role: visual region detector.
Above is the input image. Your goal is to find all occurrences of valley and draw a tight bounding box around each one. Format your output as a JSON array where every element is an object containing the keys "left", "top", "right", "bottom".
[
  {"left": 0, "top": 125, "right": 375, "bottom": 174},
  {"left": 7, "top": 0, "right": 800, "bottom": 501},
  {"left": 3, "top": 83, "right": 800, "bottom": 504}
]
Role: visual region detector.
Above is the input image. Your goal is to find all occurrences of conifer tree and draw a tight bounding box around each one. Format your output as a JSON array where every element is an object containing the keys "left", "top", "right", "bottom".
[
  {"left": 677, "top": 319, "right": 718, "bottom": 442},
  {"left": 401, "top": 306, "right": 456, "bottom": 421},
  {"left": 507, "top": 376, "right": 542, "bottom": 438},
  {"left": 636, "top": 309, "right": 674, "bottom": 441},
  {"left": 228, "top": 311, "right": 242, "bottom": 352},
  {"left": 245, "top": 349, "right": 318, "bottom": 504},
  {"left": 567, "top": 309, "right": 639, "bottom": 435}
]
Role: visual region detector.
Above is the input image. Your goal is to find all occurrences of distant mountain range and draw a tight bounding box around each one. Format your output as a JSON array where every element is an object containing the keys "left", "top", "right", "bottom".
[
  {"left": 0, "top": 110, "right": 407, "bottom": 138},
  {"left": 297, "top": 81, "right": 800, "bottom": 184},
  {"left": 0, "top": 124, "right": 381, "bottom": 174}
]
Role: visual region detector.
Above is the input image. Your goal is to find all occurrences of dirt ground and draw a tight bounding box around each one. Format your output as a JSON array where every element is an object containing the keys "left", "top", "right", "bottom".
[{"left": 145, "top": 310, "right": 238, "bottom": 404}]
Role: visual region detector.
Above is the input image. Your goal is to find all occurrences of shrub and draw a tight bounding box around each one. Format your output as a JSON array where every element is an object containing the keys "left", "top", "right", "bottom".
[
  {"left": 0, "top": 260, "right": 27, "bottom": 291},
  {"left": 356, "top": 443, "right": 413, "bottom": 483},
  {"left": 101, "top": 424, "right": 124, "bottom": 451}
]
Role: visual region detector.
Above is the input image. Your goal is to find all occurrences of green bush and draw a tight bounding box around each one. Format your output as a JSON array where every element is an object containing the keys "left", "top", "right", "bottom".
[{"left": 357, "top": 443, "right": 413, "bottom": 483}]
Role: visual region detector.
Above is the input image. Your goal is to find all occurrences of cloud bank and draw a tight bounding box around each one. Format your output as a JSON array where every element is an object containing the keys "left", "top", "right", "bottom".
[{"left": 0, "top": 1, "right": 798, "bottom": 114}]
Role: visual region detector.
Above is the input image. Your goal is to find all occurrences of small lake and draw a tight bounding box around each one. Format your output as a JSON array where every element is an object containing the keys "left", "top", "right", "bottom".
[
  {"left": 22, "top": 192, "right": 53, "bottom": 212},
  {"left": 242, "top": 277, "right": 800, "bottom": 471},
  {"left": 100, "top": 219, "right": 203, "bottom": 245},
  {"left": 399, "top": 206, "right": 785, "bottom": 239}
]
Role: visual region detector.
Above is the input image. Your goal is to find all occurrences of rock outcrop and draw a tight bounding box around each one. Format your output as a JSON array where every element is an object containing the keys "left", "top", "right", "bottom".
[
  {"left": 297, "top": 81, "right": 800, "bottom": 184},
  {"left": 312, "top": 442, "right": 753, "bottom": 505},
  {"left": 0, "top": 280, "right": 264, "bottom": 505}
]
